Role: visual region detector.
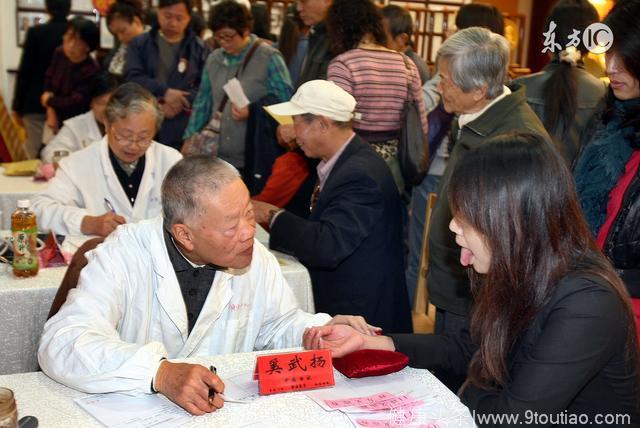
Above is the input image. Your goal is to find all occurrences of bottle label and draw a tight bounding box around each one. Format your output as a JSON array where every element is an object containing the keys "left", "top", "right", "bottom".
[{"left": 12, "top": 228, "right": 39, "bottom": 270}]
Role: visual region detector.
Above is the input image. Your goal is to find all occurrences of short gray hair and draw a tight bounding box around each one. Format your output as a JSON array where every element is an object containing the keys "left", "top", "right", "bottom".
[
  {"left": 105, "top": 82, "right": 164, "bottom": 131},
  {"left": 161, "top": 155, "right": 241, "bottom": 226},
  {"left": 437, "top": 27, "right": 510, "bottom": 99}
]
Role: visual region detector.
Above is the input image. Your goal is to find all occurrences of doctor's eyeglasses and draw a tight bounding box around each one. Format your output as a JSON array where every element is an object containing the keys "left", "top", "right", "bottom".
[{"left": 110, "top": 126, "right": 154, "bottom": 149}]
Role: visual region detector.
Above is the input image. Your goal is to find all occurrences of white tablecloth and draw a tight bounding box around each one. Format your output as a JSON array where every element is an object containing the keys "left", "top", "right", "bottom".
[
  {"left": 255, "top": 224, "right": 315, "bottom": 313},
  {"left": 0, "top": 232, "right": 314, "bottom": 375},
  {"left": 0, "top": 171, "right": 49, "bottom": 229},
  {"left": 0, "top": 266, "right": 63, "bottom": 375},
  {"left": 0, "top": 349, "right": 475, "bottom": 427}
]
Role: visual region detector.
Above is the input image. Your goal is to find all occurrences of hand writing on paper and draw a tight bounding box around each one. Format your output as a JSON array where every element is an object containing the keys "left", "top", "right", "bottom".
[
  {"left": 327, "top": 315, "right": 382, "bottom": 336},
  {"left": 303, "top": 325, "right": 395, "bottom": 358},
  {"left": 80, "top": 212, "right": 126, "bottom": 237},
  {"left": 231, "top": 103, "right": 249, "bottom": 121},
  {"left": 154, "top": 361, "right": 225, "bottom": 416}
]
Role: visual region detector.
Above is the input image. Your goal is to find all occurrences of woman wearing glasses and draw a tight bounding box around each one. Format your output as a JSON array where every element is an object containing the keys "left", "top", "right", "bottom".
[
  {"left": 33, "top": 83, "right": 182, "bottom": 237},
  {"left": 183, "top": 0, "right": 292, "bottom": 185}
]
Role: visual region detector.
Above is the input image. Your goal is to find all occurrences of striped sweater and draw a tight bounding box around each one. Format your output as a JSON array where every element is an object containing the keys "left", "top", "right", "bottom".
[{"left": 328, "top": 48, "right": 428, "bottom": 136}]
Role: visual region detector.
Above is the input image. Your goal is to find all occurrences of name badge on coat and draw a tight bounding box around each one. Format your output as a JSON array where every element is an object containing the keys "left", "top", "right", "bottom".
[{"left": 178, "top": 58, "right": 188, "bottom": 74}]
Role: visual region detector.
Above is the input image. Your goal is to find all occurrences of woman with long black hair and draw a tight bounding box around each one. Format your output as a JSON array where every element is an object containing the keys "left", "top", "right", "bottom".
[
  {"left": 573, "top": 0, "right": 640, "bottom": 345},
  {"left": 304, "top": 133, "right": 639, "bottom": 425},
  {"left": 515, "top": 0, "right": 606, "bottom": 164}
]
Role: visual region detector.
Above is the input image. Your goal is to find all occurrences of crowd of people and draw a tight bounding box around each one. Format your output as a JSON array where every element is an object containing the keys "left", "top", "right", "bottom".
[{"left": 8, "top": 0, "right": 640, "bottom": 425}]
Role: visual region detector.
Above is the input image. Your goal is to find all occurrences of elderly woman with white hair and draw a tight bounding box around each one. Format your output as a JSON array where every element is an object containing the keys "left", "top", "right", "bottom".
[
  {"left": 425, "top": 27, "right": 553, "bottom": 390},
  {"left": 33, "top": 82, "right": 182, "bottom": 237}
]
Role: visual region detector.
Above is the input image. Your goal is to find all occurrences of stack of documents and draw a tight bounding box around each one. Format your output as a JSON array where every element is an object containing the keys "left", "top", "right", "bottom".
[
  {"left": 75, "top": 393, "right": 190, "bottom": 428},
  {"left": 75, "top": 370, "right": 259, "bottom": 427}
]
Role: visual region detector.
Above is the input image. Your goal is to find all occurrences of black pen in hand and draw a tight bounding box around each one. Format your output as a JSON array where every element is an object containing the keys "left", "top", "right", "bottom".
[{"left": 209, "top": 366, "right": 217, "bottom": 404}]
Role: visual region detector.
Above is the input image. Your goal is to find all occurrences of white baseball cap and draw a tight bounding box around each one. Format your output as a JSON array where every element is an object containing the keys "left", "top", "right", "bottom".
[{"left": 266, "top": 80, "right": 357, "bottom": 122}]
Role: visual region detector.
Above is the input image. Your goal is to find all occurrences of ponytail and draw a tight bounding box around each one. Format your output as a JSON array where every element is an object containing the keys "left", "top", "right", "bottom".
[{"left": 542, "top": 48, "right": 580, "bottom": 139}]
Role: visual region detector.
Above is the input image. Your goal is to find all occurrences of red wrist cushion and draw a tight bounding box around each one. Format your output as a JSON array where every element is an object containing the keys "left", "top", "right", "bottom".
[{"left": 333, "top": 349, "right": 409, "bottom": 378}]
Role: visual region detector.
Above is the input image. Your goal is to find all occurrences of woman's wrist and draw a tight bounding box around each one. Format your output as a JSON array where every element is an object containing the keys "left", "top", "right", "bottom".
[{"left": 364, "top": 334, "right": 396, "bottom": 351}]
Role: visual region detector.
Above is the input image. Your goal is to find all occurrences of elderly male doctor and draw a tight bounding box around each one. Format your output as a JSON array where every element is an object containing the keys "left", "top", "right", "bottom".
[
  {"left": 32, "top": 82, "right": 182, "bottom": 237},
  {"left": 39, "top": 155, "right": 376, "bottom": 416}
]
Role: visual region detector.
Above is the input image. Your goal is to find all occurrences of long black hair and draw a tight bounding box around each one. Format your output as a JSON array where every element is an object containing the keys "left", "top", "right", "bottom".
[
  {"left": 448, "top": 132, "right": 639, "bottom": 391},
  {"left": 542, "top": 0, "right": 598, "bottom": 141}
]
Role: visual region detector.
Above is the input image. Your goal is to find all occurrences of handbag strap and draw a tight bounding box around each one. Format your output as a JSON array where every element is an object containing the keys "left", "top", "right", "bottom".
[
  {"left": 217, "top": 40, "right": 262, "bottom": 113},
  {"left": 398, "top": 52, "right": 414, "bottom": 103}
]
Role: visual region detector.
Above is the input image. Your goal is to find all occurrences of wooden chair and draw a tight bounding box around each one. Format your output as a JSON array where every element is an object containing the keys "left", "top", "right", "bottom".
[
  {"left": 411, "top": 192, "right": 438, "bottom": 333},
  {"left": 0, "top": 94, "right": 29, "bottom": 161},
  {"left": 47, "top": 237, "right": 104, "bottom": 319}
]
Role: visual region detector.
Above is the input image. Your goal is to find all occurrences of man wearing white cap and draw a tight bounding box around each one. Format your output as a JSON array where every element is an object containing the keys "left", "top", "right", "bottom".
[{"left": 253, "top": 80, "right": 412, "bottom": 333}]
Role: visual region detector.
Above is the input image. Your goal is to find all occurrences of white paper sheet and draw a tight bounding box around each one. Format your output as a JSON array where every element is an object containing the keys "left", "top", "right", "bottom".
[
  {"left": 223, "top": 78, "right": 250, "bottom": 108},
  {"left": 75, "top": 393, "right": 191, "bottom": 428},
  {"left": 222, "top": 369, "right": 260, "bottom": 403},
  {"left": 60, "top": 234, "right": 92, "bottom": 255}
]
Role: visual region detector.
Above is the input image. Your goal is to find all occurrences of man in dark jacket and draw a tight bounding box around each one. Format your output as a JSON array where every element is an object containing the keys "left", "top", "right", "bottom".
[
  {"left": 276, "top": 0, "right": 333, "bottom": 143},
  {"left": 295, "top": 0, "right": 333, "bottom": 88},
  {"left": 125, "top": 0, "right": 208, "bottom": 150},
  {"left": 427, "top": 28, "right": 552, "bottom": 389},
  {"left": 269, "top": 0, "right": 335, "bottom": 221},
  {"left": 12, "top": 0, "right": 70, "bottom": 158},
  {"left": 253, "top": 80, "right": 412, "bottom": 333}
]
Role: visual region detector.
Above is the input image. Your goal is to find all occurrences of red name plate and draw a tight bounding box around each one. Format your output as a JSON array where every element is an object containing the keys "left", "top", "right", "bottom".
[{"left": 254, "top": 349, "right": 335, "bottom": 395}]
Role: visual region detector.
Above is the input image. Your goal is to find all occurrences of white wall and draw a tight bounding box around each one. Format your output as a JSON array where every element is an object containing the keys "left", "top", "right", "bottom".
[{"left": 1, "top": 0, "right": 22, "bottom": 106}]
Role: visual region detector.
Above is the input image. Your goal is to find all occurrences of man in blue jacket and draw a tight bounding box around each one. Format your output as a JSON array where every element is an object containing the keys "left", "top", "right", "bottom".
[
  {"left": 125, "top": 0, "right": 208, "bottom": 150},
  {"left": 253, "top": 80, "right": 412, "bottom": 333}
]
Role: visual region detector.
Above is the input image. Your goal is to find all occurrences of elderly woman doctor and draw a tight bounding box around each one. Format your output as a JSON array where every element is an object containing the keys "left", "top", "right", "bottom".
[{"left": 33, "top": 83, "right": 182, "bottom": 237}]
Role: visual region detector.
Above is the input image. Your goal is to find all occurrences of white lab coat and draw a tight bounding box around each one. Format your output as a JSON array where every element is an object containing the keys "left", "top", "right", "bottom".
[
  {"left": 41, "top": 110, "right": 103, "bottom": 163},
  {"left": 32, "top": 137, "right": 182, "bottom": 236},
  {"left": 38, "top": 217, "right": 331, "bottom": 394}
]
